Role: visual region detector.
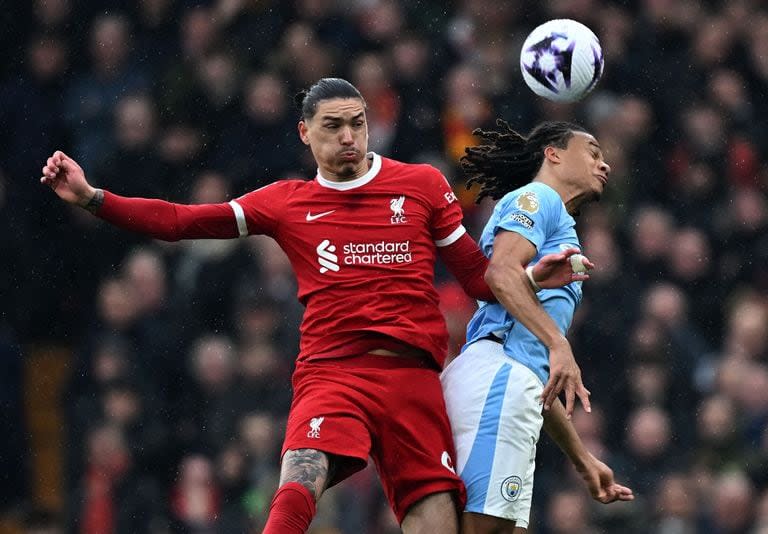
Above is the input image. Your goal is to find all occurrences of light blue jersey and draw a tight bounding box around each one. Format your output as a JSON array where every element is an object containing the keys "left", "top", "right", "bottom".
[{"left": 464, "top": 181, "right": 582, "bottom": 384}]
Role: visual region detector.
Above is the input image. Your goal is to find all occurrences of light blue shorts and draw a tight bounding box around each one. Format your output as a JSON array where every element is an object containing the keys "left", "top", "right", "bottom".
[{"left": 441, "top": 339, "right": 544, "bottom": 528}]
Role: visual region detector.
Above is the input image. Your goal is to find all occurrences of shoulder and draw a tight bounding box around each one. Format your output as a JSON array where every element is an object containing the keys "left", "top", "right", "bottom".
[
  {"left": 237, "top": 178, "right": 310, "bottom": 206},
  {"left": 498, "top": 182, "right": 559, "bottom": 214},
  {"left": 381, "top": 157, "right": 444, "bottom": 180}
]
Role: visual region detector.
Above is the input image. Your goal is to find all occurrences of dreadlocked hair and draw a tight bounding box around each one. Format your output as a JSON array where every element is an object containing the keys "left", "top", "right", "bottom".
[{"left": 463, "top": 119, "right": 589, "bottom": 203}]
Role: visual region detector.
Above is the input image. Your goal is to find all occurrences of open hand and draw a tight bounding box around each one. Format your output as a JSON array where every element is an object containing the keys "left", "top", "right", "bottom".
[{"left": 532, "top": 247, "right": 594, "bottom": 289}]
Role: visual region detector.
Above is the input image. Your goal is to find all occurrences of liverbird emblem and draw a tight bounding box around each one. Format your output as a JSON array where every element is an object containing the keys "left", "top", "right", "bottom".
[
  {"left": 390, "top": 196, "right": 406, "bottom": 223},
  {"left": 307, "top": 416, "right": 324, "bottom": 438}
]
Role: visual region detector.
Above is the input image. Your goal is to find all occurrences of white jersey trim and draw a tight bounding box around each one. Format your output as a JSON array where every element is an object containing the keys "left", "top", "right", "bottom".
[
  {"left": 435, "top": 225, "right": 467, "bottom": 247},
  {"left": 316, "top": 152, "right": 382, "bottom": 190},
  {"left": 229, "top": 200, "right": 248, "bottom": 237}
]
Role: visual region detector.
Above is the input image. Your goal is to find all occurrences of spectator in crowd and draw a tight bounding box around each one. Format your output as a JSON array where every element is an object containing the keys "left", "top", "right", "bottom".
[
  {"left": 169, "top": 454, "right": 221, "bottom": 532},
  {"left": 652, "top": 473, "right": 698, "bottom": 534},
  {"left": 69, "top": 423, "right": 163, "bottom": 533}
]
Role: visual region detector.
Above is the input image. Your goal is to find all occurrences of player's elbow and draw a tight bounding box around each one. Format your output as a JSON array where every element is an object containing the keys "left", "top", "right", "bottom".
[
  {"left": 484, "top": 262, "right": 524, "bottom": 295},
  {"left": 483, "top": 263, "right": 505, "bottom": 293}
]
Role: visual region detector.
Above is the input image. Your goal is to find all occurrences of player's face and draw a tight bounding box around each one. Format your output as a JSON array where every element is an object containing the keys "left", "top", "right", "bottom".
[
  {"left": 299, "top": 98, "right": 369, "bottom": 181},
  {"left": 559, "top": 132, "right": 610, "bottom": 201}
]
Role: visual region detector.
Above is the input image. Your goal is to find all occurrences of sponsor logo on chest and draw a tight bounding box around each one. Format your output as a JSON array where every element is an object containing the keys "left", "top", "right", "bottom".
[
  {"left": 316, "top": 239, "right": 413, "bottom": 273},
  {"left": 308, "top": 195, "right": 418, "bottom": 274}
]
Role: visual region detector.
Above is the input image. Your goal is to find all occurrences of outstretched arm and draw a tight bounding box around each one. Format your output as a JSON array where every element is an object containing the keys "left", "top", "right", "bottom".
[
  {"left": 543, "top": 399, "right": 634, "bottom": 504},
  {"left": 41, "top": 150, "right": 242, "bottom": 241}
]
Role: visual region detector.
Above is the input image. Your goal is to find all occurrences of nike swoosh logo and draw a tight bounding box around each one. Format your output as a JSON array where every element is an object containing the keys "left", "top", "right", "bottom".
[{"left": 306, "top": 210, "right": 336, "bottom": 221}]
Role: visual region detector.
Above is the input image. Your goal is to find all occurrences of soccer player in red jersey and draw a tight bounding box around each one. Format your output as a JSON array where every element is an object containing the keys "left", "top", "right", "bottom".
[{"left": 41, "top": 78, "right": 590, "bottom": 533}]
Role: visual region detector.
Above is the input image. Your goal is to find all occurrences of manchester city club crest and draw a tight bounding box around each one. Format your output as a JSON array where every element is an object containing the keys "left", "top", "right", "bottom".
[{"left": 501, "top": 475, "right": 523, "bottom": 502}]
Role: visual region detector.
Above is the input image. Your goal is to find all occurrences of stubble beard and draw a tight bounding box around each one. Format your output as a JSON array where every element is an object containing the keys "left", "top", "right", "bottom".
[{"left": 338, "top": 162, "right": 358, "bottom": 177}]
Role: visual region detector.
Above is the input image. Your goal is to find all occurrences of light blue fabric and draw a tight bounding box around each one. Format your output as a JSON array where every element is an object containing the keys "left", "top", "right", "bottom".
[
  {"left": 464, "top": 182, "right": 582, "bottom": 384},
  {"left": 461, "top": 362, "right": 512, "bottom": 511}
]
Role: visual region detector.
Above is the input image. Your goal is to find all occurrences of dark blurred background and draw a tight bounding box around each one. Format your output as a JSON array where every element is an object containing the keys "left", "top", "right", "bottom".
[{"left": 2, "top": 0, "right": 768, "bottom": 532}]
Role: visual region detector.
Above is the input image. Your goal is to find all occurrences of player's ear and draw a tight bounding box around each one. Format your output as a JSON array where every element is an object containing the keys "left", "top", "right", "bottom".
[
  {"left": 543, "top": 146, "right": 560, "bottom": 164},
  {"left": 298, "top": 120, "right": 310, "bottom": 145}
]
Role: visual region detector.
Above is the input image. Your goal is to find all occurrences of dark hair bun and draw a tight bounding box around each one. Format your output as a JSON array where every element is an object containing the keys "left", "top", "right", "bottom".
[{"left": 294, "top": 90, "right": 308, "bottom": 111}]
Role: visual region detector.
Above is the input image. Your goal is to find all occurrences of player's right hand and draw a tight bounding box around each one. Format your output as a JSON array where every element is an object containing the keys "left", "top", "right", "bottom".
[
  {"left": 533, "top": 247, "right": 594, "bottom": 288},
  {"left": 542, "top": 338, "right": 590, "bottom": 418},
  {"left": 40, "top": 150, "right": 96, "bottom": 206},
  {"left": 577, "top": 453, "right": 634, "bottom": 504}
]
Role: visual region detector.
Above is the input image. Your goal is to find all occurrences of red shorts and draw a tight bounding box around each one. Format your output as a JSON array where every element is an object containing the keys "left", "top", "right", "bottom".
[{"left": 282, "top": 353, "right": 466, "bottom": 523}]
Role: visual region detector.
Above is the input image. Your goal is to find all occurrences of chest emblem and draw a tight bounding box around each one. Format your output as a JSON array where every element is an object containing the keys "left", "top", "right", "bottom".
[{"left": 390, "top": 196, "right": 407, "bottom": 224}]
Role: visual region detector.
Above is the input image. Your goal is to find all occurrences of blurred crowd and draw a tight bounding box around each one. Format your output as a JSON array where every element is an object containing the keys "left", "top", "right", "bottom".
[{"left": 3, "top": 0, "right": 768, "bottom": 532}]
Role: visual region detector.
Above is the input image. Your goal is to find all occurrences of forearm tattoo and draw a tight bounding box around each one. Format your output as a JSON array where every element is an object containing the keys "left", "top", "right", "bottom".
[
  {"left": 84, "top": 189, "right": 104, "bottom": 213},
  {"left": 281, "top": 449, "right": 330, "bottom": 500}
]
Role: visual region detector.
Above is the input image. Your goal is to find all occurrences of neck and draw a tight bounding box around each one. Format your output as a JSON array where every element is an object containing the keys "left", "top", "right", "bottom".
[{"left": 532, "top": 174, "right": 586, "bottom": 215}]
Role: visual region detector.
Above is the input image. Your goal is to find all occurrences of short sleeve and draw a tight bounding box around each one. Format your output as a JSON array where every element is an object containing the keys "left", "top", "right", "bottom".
[
  {"left": 495, "top": 184, "right": 559, "bottom": 252},
  {"left": 428, "top": 168, "right": 466, "bottom": 247},
  {"left": 231, "top": 181, "right": 293, "bottom": 237}
]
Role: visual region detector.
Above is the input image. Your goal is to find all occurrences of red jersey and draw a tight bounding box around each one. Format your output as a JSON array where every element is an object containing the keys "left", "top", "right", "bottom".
[
  {"left": 96, "top": 152, "right": 493, "bottom": 368},
  {"left": 231, "top": 153, "right": 465, "bottom": 366}
]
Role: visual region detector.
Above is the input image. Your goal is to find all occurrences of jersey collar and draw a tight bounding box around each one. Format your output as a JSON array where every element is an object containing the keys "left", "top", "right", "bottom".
[{"left": 315, "top": 152, "right": 382, "bottom": 190}]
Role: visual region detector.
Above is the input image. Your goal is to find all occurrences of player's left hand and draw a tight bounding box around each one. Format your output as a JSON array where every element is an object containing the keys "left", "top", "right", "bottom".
[
  {"left": 532, "top": 248, "right": 594, "bottom": 289},
  {"left": 577, "top": 453, "right": 634, "bottom": 504}
]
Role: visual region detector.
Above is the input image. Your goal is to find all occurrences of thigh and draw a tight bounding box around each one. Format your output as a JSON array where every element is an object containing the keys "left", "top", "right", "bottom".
[
  {"left": 462, "top": 511, "right": 520, "bottom": 534},
  {"left": 441, "top": 340, "right": 543, "bottom": 528},
  {"left": 282, "top": 365, "right": 373, "bottom": 486},
  {"left": 371, "top": 366, "right": 466, "bottom": 525},
  {"left": 401, "top": 491, "right": 458, "bottom": 534}
]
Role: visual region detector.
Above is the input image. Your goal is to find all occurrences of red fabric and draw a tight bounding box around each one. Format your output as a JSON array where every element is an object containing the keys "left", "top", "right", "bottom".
[
  {"left": 98, "top": 191, "right": 239, "bottom": 241},
  {"left": 80, "top": 469, "right": 114, "bottom": 534},
  {"left": 263, "top": 482, "right": 316, "bottom": 534},
  {"left": 98, "top": 156, "right": 473, "bottom": 368},
  {"left": 282, "top": 355, "right": 466, "bottom": 523},
  {"left": 438, "top": 232, "right": 494, "bottom": 301},
  {"left": 234, "top": 156, "right": 464, "bottom": 368}
]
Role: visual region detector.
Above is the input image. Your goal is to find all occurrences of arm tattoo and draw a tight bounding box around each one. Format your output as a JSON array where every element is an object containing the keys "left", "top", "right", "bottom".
[
  {"left": 281, "top": 449, "right": 330, "bottom": 500},
  {"left": 83, "top": 189, "right": 104, "bottom": 213}
]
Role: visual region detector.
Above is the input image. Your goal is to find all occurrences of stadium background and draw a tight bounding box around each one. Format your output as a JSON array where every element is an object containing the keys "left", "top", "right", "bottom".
[{"left": 2, "top": 0, "right": 768, "bottom": 532}]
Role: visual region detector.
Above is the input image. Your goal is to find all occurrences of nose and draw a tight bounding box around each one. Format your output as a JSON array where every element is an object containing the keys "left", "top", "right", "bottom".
[
  {"left": 340, "top": 126, "right": 354, "bottom": 145},
  {"left": 600, "top": 160, "right": 610, "bottom": 174}
]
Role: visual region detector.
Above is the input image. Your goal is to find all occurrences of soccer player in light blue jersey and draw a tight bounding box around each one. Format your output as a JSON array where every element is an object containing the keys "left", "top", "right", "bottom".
[{"left": 441, "top": 121, "right": 634, "bottom": 533}]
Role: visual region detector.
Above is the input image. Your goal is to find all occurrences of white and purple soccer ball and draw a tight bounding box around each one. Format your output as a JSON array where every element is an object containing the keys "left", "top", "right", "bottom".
[{"left": 520, "top": 19, "right": 604, "bottom": 103}]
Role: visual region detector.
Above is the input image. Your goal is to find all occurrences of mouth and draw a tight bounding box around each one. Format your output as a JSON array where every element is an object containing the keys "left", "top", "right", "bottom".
[{"left": 595, "top": 175, "right": 608, "bottom": 186}]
